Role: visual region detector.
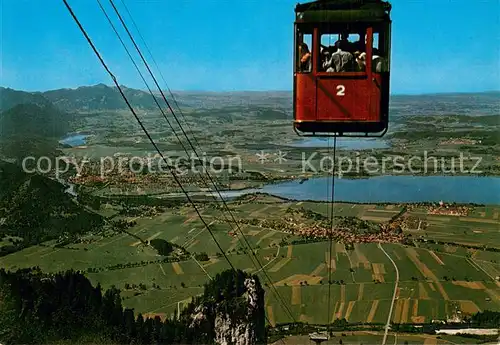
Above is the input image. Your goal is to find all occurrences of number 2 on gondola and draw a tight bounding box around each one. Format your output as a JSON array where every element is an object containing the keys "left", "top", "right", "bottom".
[{"left": 336, "top": 85, "right": 345, "bottom": 96}]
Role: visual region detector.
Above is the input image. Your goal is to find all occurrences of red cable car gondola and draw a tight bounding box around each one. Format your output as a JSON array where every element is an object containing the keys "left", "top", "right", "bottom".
[{"left": 293, "top": 0, "right": 392, "bottom": 137}]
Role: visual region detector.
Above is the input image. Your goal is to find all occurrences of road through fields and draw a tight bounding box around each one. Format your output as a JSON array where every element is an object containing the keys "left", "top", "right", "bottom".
[{"left": 378, "top": 243, "right": 399, "bottom": 345}]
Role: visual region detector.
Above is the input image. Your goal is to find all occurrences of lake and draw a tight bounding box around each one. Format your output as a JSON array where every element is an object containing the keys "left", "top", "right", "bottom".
[
  {"left": 216, "top": 175, "right": 500, "bottom": 204},
  {"left": 285, "top": 137, "right": 390, "bottom": 150},
  {"left": 59, "top": 134, "right": 88, "bottom": 147}
]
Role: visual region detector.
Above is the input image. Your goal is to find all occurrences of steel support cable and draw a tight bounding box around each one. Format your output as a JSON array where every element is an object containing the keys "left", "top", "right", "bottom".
[
  {"left": 59, "top": 13, "right": 276, "bottom": 335},
  {"left": 325, "top": 137, "right": 332, "bottom": 327},
  {"left": 327, "top": 136, "right": 337, "bottom": 333},
  {"left": 95, "top": 0, "right": 252, "bottom": 280},
  {"left": 67, "top": 0, "right": 296, "bottom": 330},
  {"left": 96, "top": 1, "right": 251, "bottom": 267},
  {"left": 118, "top": 0, "right": 201, "bottom": 152},
  {"left": 323, "top": 29, "right": 335, "bottom": 332},
  {"left": 108, "top": 0, "right": 207, "bottom": 164},
  {"left": 95, "top": 0, "right": 193, "bottom": 163},
  {"left": 96, "top": 0, "right": 236, "bottom": 229},
  {"left": 62, "top": 0, "right": 234, "bottom": 273},
  {"left": 100, "top": 0, "right": 247, "bottom": 271},
  {"left": 106, "top": 0, "right": 298, "bottom": 324},
  {"left": 88, "top": 6, "right": 291, "bottom": 332},
  {"left": 99, "top": 0, "right": 246, "bottom": 255},
  {"left": 97, "top": 0, "right": 260, "bottom": 282}
]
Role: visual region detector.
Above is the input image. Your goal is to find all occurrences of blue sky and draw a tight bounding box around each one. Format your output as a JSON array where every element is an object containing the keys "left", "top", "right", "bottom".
[{"left": 1, "top": 0, "right": 499, "bottom": 94}]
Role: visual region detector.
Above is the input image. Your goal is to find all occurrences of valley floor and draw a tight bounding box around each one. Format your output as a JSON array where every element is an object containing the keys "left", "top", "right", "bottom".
[{"left": 1, "top": 194, "right": 499, "bottom": 326}]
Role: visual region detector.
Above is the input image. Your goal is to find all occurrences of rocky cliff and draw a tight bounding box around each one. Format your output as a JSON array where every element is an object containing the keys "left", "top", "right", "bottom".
[{"left": 183, "top": 269, "right": 266, "bottom": 345}]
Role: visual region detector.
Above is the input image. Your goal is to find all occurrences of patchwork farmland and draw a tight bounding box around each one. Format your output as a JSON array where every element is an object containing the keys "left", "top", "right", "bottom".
[{"left": 1, "top": 194, "right": 499, "bottom": 325}]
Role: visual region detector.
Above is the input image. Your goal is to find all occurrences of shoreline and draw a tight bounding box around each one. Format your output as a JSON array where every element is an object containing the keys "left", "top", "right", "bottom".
[
  {"left": 270, "top": 171, "right": 500, "bottom": 180},
  {"left": 83, "top": 174, "right": 500, "bottom": 205},
  {"left": 226, "top": 192, "right": 493, "bottom": 206},
  {"left": 95, "top": 191, "right": 495, "bottom": 207}
]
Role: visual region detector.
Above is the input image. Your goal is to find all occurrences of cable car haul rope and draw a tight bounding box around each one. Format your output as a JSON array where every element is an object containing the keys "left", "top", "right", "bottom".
[
  {"left": 327, "top": 136, "right": 337, "bottom": 333},
  {"left": 62, "top": 0, "right": 297, "bottom": 338},
  {"left": 293, "top": 0, "right": 392, "bottom": 335}
]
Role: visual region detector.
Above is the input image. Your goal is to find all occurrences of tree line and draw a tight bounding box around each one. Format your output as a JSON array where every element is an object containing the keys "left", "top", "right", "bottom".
[{"left": 0, "top": 267, "right": 266, "bottom": 344}]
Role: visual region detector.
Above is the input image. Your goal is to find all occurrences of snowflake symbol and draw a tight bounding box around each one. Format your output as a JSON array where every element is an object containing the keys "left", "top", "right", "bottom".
[
  {"left": 256, "top": 150, "right": 269, "bottom": 164},
  {"left": 274, "top": 150, "right": 288, "bottom": 164}
]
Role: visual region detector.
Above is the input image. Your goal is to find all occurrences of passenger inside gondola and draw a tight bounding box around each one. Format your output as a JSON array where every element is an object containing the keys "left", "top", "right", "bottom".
[
  {"left": 355, "top": 51, "right": 366, "bottom": 72},
  {"left": 334, "top": 32, "right": 352, "bottom": 52},
  {"left": 351, "top": 31, "right": 366, "bottom": 53},
  {"left": 317, "top": 29, "right": 390, "bottom": 73},
  {"left": 355, "top": 51, "right": 387, "bottom": 73},
  {"left": 298, "top": 42, "right": 312, "bottom": 72},
  {"left": 372, "top": 32, "right": 388, "bottom": 73},
  {"left": 322, "top": 40, "right": 354, "bottom": 72},
  {"left": 320, "top": 32, "right": 358, "bottom": 72}
]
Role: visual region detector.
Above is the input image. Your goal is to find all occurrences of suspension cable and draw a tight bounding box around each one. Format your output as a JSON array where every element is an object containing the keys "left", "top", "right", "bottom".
[
  {"left": 67, "top": 0, "right": 296, "bottom": 328},
  {"left": 98, "top": 0, "right": 244, "bottom": 261},
  {"left": 95, "top": 0, "right": 235, "bottom": 246},
  {"left": 95, "top": 0, "right": 192, "bottom": 160},
  {"left": 118, "top": 0, "right": 201, "bottom": 152},
  {"left": 105, "top": 0, "right": 298, "bottom": 324},
  {"left": 62, "top": 0, "right": 234, "bottom": 272},
  {"left": 327, "top": 136, "right": 337, "bottom": 333},
  {"left": 60, "top": 9, "right": 285, "bottom": 335}
]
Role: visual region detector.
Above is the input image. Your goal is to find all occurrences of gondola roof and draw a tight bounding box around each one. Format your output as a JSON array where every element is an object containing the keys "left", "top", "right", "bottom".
[{"left": 295, "top": 0, "right": 391, "bottom": 23}]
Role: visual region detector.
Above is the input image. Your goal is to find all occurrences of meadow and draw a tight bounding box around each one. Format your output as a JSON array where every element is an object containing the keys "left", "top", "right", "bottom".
[
  {"left": 270, "top": 332, "right": 494, "bottom": 345},
  {"left": 1, "top": 194, "right": 499, "bottom": 325}
]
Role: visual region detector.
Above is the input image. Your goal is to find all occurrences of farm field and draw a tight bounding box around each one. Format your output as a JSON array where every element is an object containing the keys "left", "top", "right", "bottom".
[
  {"left": 270, "top": 332, "right": 494, "bottom": 345},
  {"left": 1, "top": 195, "right": 499, "bottom": 325},
  {"left": 403, "top": 205, "right": 500, "bottom": 249}
]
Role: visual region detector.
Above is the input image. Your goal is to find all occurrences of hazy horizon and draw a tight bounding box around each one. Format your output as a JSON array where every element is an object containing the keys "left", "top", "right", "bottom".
[{"left": 2, "top": 83, "right": 500, "bottom": 97}]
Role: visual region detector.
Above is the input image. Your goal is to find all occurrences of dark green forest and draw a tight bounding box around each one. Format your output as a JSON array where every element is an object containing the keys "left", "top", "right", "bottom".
[
  {"left": 0, "top": 161, "right": 104, "bottom": 254},
  {"left": 0, "top": 267, "right": 266, "bottom": 345}
]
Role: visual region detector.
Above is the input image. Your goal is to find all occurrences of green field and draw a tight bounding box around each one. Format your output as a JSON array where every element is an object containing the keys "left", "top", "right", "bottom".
[
  {"left": 1, "top": 195, "right": 499, "bottom": 325},
  {"left": 271, "top": 332, "right": 491, "bottom": 345},
  {"left": 404, "top": 205, "right": 500, "bottom": 248}
]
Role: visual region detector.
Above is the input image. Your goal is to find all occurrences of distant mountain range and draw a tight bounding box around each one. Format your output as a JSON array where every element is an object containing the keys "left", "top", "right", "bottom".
[
  {"left": 0, "top": 84, "right": 159, "bottom": 112},
  {"left": 1, "top": 84, "right": 499, "bottom": 113},
  {"left": 42, "top": 83, "right": 164, "bottom": 111},
  {"left": 0, "top": 83, "right": 498, "bottom": 159},
  {"left": 0, "top": 87, "right": 53, "bottom": 112},
  {"left": 1, "top": 84, "right": 292, "bottom": 112}
]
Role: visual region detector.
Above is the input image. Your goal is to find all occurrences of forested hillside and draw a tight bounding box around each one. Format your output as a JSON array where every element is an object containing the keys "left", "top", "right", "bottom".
[{"left": 0, "top": 268, "right": 265, "bottom": 344}]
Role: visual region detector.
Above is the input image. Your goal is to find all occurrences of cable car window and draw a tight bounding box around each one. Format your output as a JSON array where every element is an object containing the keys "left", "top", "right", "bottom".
[
  {"left": 372, "top": 30, "right": 390, "bottom": 73},
  {"left": 373, "top": 33, "right": 380, "bottom": 50},
  {"left": 296, "top": 30, "right": 313, "bottom": 73},
  {"left": 319, "top": 31, "right": 364, "bottom": 73}
]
